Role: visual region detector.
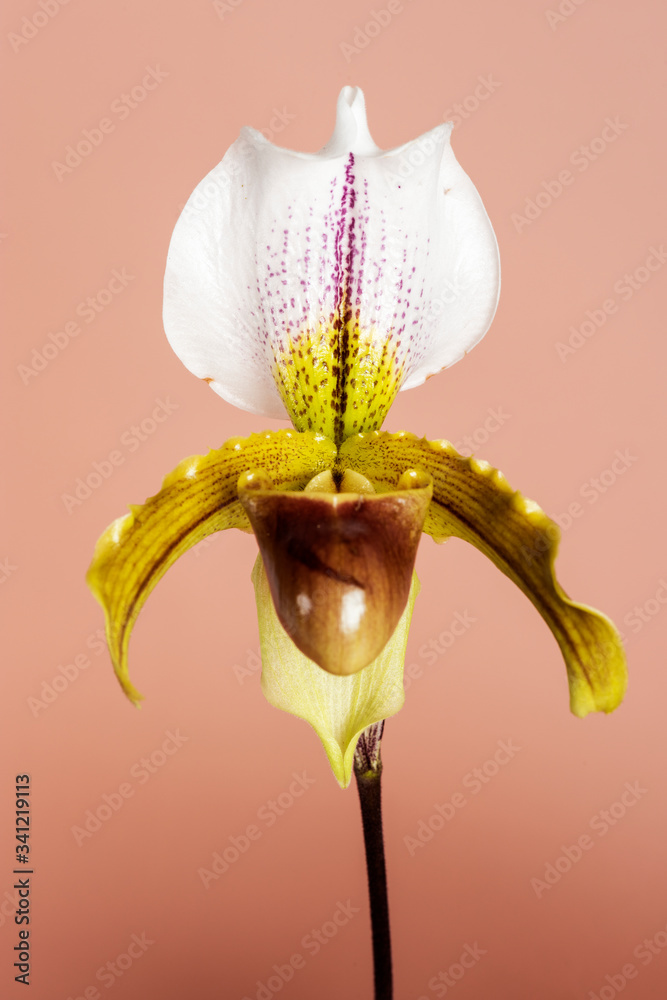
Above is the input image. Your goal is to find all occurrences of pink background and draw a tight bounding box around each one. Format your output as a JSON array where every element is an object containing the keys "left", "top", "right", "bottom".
[{"left": 2, "top": 1, "right": 666, "bottom": 997}]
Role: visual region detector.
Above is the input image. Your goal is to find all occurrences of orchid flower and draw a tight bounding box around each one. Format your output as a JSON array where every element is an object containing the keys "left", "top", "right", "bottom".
[{"left": 87, "top": 87, "right": 627, "bottom": 795}]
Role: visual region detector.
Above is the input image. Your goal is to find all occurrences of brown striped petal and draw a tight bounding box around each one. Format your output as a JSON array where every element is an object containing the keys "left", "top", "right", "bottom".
[
  {"left": 340, "top": 431, "right": 627, "bottom": 716},
  {"left": 86, "top": 430, "right": 336, "bottom": 703}
]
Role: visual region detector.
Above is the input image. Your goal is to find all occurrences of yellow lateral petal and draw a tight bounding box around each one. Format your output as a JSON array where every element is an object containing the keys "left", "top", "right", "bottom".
[
  {"left": 252, "top": 554, "right": 419, "bottom": 787},
  {"left": 340, "top": 431, "right": 627, "bottom": 717},
  {"left": 87, "top": 430, "right": 336, "bottom": 704}
]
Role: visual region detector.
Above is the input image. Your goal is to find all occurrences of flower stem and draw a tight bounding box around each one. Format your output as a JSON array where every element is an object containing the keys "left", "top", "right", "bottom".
[{"left": 354, "top": 722, "right": 393, "bottom": 1000}]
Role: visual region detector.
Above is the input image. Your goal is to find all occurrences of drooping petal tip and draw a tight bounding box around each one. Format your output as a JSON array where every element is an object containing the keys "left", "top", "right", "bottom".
[
  {"left": 340, "top": 431, "right": 628, "bottom": 717},
  {"left": 86, "top": 431, "right": 336, "bottom": 705}
]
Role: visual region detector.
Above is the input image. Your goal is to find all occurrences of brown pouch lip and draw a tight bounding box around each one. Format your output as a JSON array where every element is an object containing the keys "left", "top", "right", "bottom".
[{"left": 239, "top": 468, "right": 432, "bottom": 675}]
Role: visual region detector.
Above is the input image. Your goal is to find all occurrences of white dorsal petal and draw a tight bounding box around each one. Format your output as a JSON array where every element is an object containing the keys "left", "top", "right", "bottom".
[{"left": 163, "top": 88, "right": 500, "bottom": 421}]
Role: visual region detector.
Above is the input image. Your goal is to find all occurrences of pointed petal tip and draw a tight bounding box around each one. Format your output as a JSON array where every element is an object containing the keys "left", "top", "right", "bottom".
[
  {"left": 86, "top": 431, "right": 336, "bottom": 714},
  {"left": 253, "top": 555, "right": 417, "bottom": 787},
  {"left": 320, "top": 85, "right": 380, "bottom": 158},
  {"left": 117, "top": 670, "right": 144, "bottom": 708}
]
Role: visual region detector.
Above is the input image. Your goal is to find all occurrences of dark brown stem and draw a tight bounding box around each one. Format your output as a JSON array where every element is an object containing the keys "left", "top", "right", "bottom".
[{"left": 354, "top": 722, "right": 392, "bottom": 1000}]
